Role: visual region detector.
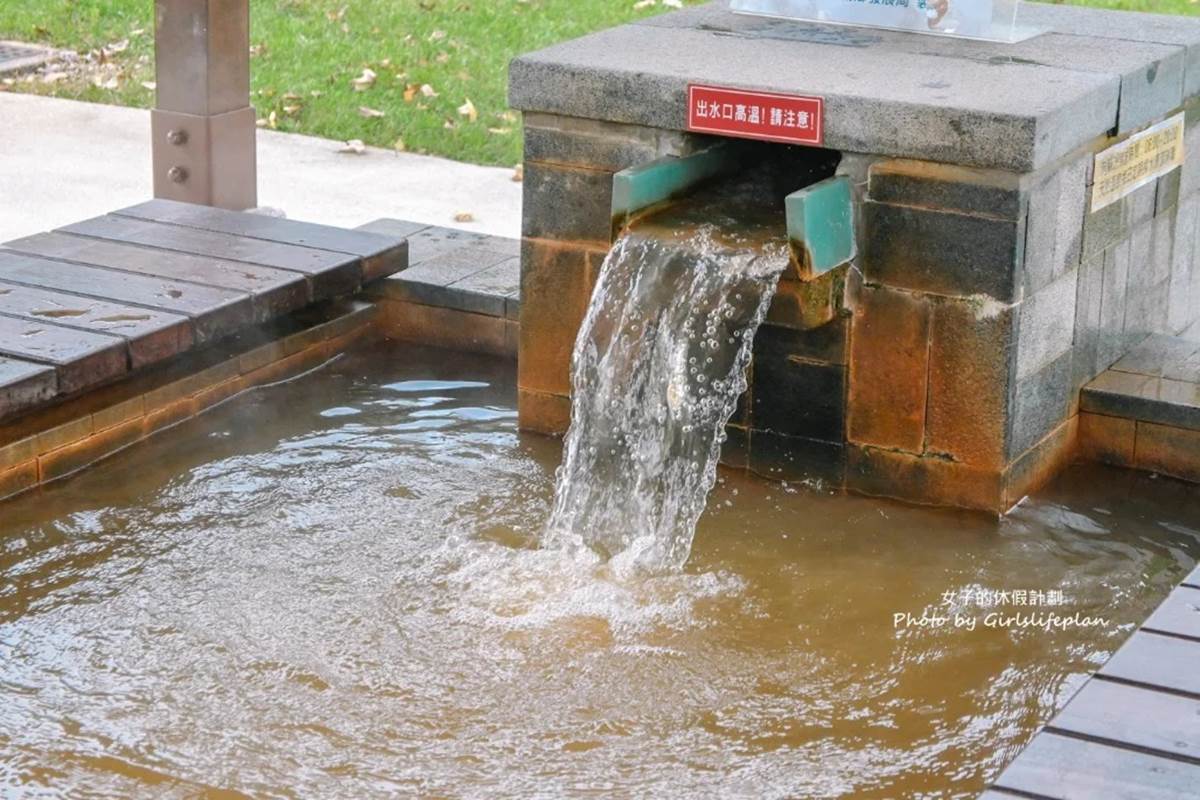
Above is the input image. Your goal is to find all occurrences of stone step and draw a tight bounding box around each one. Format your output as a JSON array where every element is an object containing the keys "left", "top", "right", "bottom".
[
  {"left": 358, "top": 219, "right": 520, "bottom": 321},
  {"left": 1081, "top": 334, "right": 1200, "bottom": 431}
]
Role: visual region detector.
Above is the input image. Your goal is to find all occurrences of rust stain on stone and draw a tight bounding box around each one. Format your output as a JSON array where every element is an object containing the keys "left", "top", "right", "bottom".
[
  {"left": 847, "top": 285, "right": 931, "bottom": 453},
  {"left": 925, "top": 297, "right": 1012, "bottom": 469}
]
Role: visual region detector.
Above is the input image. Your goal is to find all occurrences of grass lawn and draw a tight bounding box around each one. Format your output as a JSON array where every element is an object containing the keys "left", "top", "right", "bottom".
[{"left": 0, "top": 0, "right": 1196, "bottom": 167}]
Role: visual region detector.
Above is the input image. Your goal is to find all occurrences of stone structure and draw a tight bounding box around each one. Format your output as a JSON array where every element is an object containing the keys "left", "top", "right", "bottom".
[{"left": 509, "top": 1, "right": 1200, "bottom": 513}]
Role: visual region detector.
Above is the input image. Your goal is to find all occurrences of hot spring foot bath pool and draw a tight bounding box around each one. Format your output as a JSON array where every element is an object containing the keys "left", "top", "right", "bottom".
[{"left": 1, "top": 341, "right": 1198, "bottom": 798}]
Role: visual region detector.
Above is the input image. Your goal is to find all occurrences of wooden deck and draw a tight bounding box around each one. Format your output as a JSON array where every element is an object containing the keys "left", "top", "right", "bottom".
[
  {"left": 0, "top": 199, "right": 407, "bottom": 422},
  {"left": 989, "top": 564, "right": 1200, "bottom": 799}
]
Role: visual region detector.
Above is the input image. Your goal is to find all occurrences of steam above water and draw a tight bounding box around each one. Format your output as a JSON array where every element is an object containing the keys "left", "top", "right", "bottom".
[
  {"left": 1, "top": 341, "right": 1194, "bottom": 799},
  {"left": 546, "top": 203, "right": 790, "bottom": 572}
]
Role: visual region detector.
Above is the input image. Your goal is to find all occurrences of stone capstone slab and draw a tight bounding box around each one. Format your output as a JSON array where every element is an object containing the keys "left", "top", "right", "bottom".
[
  {"left": 510, "top": 5, "right": 1122, "bottom": 171},
  {"left": 634, "top": 1, "right": 1188, "bottom": 134},
  {"left": 1020, "top": 2, "right": 1200, "bottom": 98}
]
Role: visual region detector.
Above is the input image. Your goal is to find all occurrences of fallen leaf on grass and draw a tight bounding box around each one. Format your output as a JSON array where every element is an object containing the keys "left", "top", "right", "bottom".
[
  {"left": 351, "top": 68, "right": 376, "bottom": 91},
  {"left": 358, "top": 106, "right": 385, "bottom": 118},
  {"left": 457, "top": 98, "right": 478, "bottom": 122},
  {"left": 420, "top": 83, "right": 437, "bottom": 98}
]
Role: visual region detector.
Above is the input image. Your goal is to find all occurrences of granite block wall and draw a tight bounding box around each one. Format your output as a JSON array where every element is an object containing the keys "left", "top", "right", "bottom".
[{"left": 519, "top": 101, "right": 1200, "bottom": 512}]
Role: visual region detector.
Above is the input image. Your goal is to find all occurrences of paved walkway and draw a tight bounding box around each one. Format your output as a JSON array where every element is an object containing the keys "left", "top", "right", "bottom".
[{"left": 0, "top": 93, "right": 522, "bottom": 242}]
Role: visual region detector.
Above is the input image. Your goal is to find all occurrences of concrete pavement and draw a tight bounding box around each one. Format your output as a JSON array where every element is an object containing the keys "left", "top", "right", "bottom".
[{"left": 0, "top": 92, "right": 522, "bottom": 242}]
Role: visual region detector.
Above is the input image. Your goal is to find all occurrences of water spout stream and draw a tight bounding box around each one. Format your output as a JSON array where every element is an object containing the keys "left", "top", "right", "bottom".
[{"left": 546, "top": 181, "right": 791, "bottom": 572}]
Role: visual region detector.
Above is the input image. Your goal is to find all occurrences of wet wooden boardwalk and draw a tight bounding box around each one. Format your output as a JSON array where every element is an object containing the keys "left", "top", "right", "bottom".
[
  {"left": 0, "top": 199, "right": 407, "bottom": 422},
  {"left": 987, "top": 564, "right": 1200, "bottom": 799}
]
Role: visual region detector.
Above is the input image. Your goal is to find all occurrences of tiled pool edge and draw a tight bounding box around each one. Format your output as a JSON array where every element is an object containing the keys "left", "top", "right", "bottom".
[
  {"left": 359, "top": 219, "right": 520, "bottom": 362},
  {"left": 0, "top": 300, "right": 379, "bottom": 503}
]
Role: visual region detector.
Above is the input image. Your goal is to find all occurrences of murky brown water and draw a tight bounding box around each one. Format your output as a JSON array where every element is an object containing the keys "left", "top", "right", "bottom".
[{"left": 1, "top": 341, "right": 1197, "bottom": 799}]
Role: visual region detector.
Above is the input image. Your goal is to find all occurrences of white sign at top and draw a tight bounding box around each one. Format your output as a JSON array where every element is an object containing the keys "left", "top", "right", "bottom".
[{"left": 730, "top": 0, "right": 1040, "bottom": 43}]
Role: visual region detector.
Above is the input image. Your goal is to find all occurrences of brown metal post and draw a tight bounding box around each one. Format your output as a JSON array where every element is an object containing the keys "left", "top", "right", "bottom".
[{"left": 152, "top": 0, "right": 257, "bottom": 209}]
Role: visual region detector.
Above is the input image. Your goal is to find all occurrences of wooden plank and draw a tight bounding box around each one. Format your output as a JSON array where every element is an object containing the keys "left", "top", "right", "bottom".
[
  {"left": 57, "top": 215, "right": 362, "bottom": 297},
  {"left": 1050, "top": 679, "right": 1200, "bottom": 761},
  {"left": 1185, "top": 565, "right": 1200, "bottom": 589},
  {"left": 4, "top": 232, "right": 308, "bottom": 321},
  {"left": 114, "top": 199, "right": 408, "bottom": 282},
  {"left": 993, "top": 732, "right": 1200, "bottom": 799},
  {"left": 0, "top": 357, "right": 58, "bottom": 420},
  {"left": 0, "top": 251, "right": 252, "bottom": 344},
  {"left": 1143, "top": 586, "right": 1200, "bottom": 641},
  {"left": 1101, "top": 631, "right": 1200, "bottom": 697},
  {"left": 0, "top": 314, "right": 126, "bottom": 395},
  {"left": 0, "top": 280, "right": 192, "bottom": 369}
]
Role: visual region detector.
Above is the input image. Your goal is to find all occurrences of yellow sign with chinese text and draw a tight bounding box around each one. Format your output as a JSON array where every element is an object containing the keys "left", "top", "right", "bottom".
[{"left": 1092, "top": 114, "right": 1185, "bottom": 212}]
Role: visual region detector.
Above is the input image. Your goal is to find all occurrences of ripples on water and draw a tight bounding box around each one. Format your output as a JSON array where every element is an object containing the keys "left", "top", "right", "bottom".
[{"left": 1, "top": 342, "right": 1198, "bottom": 798}]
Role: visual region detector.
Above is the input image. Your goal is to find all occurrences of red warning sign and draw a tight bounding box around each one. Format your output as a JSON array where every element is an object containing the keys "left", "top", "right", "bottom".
[{"left": 686, "top": 84, "right": 824, "bottom": 146}]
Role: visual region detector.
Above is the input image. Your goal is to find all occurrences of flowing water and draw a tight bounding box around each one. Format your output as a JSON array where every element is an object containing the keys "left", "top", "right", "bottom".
[
  {"left": 548, "top": 171, "right": 791, "bottom": 571},
  {"left": 1, "top": 341, "right": 1198, "bottom": 799}
]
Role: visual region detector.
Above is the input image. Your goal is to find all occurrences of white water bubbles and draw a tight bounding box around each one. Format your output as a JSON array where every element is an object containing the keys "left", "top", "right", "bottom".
[{"left": 545, "top": 223, "right": 789, "bottom": 572}]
